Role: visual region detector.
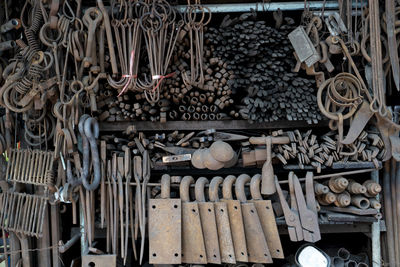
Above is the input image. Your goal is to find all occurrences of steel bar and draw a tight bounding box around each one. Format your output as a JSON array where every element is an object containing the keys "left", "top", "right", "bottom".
[
  {"left": 99, "top": 120, "right": 330, "bottom": 132},
  {"left": 175, "top": 1, "right": 365, "bottom": 13},
  {"left": 371, "top": 170, "right": 381, "bottom": 267}
]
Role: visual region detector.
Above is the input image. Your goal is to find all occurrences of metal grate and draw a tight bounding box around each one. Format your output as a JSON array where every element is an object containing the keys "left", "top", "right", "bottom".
[
  {"left": 0, "top": 192, "right": 48, "bottom": 238},
  {"left": 6, "top": 149, "right": 54, "bottom": 186}
]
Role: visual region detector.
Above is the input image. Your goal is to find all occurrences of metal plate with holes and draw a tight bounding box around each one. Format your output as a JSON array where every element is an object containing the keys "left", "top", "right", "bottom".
[
  {"left": 6, "top": 149, "right": 54, "bottom": 186},
  {"left": 149, "top": 198, "right": 182, "bottom": 264},
  {"left": 288, "top": 26, "right": 320, "bottom": 67},
  {"left": 163, "top": 154, "right": 191, "bottom": 163},
  {"left": 81, "top": 254, "right": 117, "bottom": 267},
  {"left": 182, "top": 202, "right": 207, "bottom": 264}
]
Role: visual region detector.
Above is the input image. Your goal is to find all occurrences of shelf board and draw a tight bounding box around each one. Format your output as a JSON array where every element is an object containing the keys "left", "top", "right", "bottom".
[
  {"left": 152, "top": 160, "right": 381, "bottom": 174},
  {"left": 175, "top": 1, "right": 365, "bottom": 13},
  {"left": 99, "top": 120, "right": 329, "bottom": 132}
]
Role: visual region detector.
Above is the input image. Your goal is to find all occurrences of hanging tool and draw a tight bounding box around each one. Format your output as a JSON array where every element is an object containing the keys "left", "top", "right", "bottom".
[
  {"left": 220, "top": 175, "right": 248, "bottom": 262},
  {"left": 236, "top": 174, "right": 272, "bottom": 263},
  {"left": 148, "top": 174, "right": 181, "bottom": 264},
  {"left": 140, "top": 150, "right": 150, "bottom": 264},
  {"left": 249, "top": 136, "right": 290, "bottom": 195},
  {"left": 209, "top": 176, "right": 236, "bottom": 264},
  {"left": 180, "top": 176, "right": 207, "bottom": 264},
  {"left": 195, "top": 177, "right": 221, "bottom": 264},
  {"left": 249, "top": 174, "right": 284, "bottom": 259}
]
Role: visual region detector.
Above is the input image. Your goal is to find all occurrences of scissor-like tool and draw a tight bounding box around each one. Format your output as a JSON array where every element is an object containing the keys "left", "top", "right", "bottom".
[{"left": 275, "top": 172, "right": 320, "bottom": 242}]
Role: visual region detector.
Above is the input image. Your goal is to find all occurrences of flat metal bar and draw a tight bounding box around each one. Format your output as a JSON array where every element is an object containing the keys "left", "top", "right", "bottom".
[
  {"left": 176, "top": 1, "right": 366, "bottom": 13},
  {"left": 99, "top": 120, "right": 329, "bottom": 132},
  {"left": 371, "top": 170, "right": 381, "bottom": 267}
]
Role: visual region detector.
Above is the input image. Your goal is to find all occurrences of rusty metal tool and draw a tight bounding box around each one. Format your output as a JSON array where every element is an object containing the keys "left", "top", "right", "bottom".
[
  {"left": 123, "top": 147, "right": 131, "bottom": 265},
  {"left": 82, "top": 254, "right": 117, "bottom": 267},
  {"left": 386, "top": 0, "right": 400, "bottom": 91},
  {"left": 249, "top": 174, "right": 284, "bottom": 259},
  {"left": 149, "top": 174, "right": 181, "bottom": 264},
  {"left": 100, "top": 141, "right": 106, "bottom": 229},
  {"left": 275, "top": 175, "right": 303, "bottom": 242},
  {"left": 294, "top": 172, "right": 321, "bottom": 242},
  {"left": 249, "top": 136, "right": 290, "bottom": 195},
  {"left": 117, "top": 157, "right": 125, "bottom": 260},
  {"left": 111, "top": 154, "right": 118, "bottom": 255},
  {"left": 235, "top": 174, "right": 272, "bottom": 263},
  {"left": 220, "top": 175, "right": 248, "bottom": 262},
  {"left": 209, "top": 176, "right": 236, "bottom": 264},
  {"left": 341, "top": 101, "right": 374, "bottom": 145},
  {"left": 180, "top": 176, "right": 207, "bottom": 264},
  {"left": 140, "top": 150, "right": 150, "bottom": 264},
  {"left": 133, "top": 156, "right": 142, "bottom": 243},
  {"left": 195, "top": 177, "right": 221, "bottom": 264}
]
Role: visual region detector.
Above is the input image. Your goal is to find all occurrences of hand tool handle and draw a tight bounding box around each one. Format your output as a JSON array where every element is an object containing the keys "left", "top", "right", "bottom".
[
  {"left": 180, "top": 176, "right": 195, "bottom": 202},
  {"left": 249, "top": 136, "right": 290, "bottom": 145},
  {"left": 235, "top": 174, "right": 251, "bottom": 203},
  {"left": 195, "top": 177, "right": 208, "bottom": 202},
  {"left": 222, "top": 175, "right": 236, "bottom": 200},
  {"left": 160, "top": 174, "right": 170, "bottom": 199},
  {"left": 250, "top": 174, "right": 263, "bottom": 200},
  {"left": 209, "top": 176, "right": 223, "bottom": 202}
]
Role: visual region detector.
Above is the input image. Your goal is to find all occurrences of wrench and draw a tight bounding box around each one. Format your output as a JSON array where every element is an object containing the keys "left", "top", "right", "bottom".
[{"left": 83, "top": 7, "right": 103, "bottom": 68}]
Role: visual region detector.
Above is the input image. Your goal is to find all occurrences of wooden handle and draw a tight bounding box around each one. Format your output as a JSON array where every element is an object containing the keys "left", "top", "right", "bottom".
[{"left": 249, "top": 136, "right": 290, "bottom": 145}]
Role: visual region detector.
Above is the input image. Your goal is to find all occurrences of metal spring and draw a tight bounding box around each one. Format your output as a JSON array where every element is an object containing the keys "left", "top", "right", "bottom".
[
  {"left": 14, "top": 76, "right": 32, "bottom": 95},
  {"left": 24, "top": 28, "right": 40, "bottom": 53},
  {"left": 45, "top": 170, "right": 54, "bottom": 186},
  {"left": 29, "top": 64, "right": 43, "bottom": 81},
  {"left": 29, "top": 3, "right": 43, "bottom": 34},
  {"left": 15, "top": 39, "right": 27, "bottom": 49}
]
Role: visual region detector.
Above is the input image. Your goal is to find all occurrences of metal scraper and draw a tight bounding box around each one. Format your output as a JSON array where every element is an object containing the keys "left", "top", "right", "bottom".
[
  {"left": 236, "top": 174, "right": 273, "bottom": 263},
  {"left": 220, "top": 175, "right": 248, "bottom": 262},
  {"left": 149, "top": 174, "right": 181, "bottom": 264},
  {"left": 249, "top": 174, "right": 284, "bottom": 259},
  {"left": 180, "top": 176, "right": 207, "bottom": 264},
  {"left": 209, "top": 176, "right": 236, "bottom": 264},
  {"left": 195, "top": 177, "right": 221, "bottom": 264}
]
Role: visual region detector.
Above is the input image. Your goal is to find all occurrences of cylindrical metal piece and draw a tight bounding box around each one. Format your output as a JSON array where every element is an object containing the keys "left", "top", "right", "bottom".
[
  {"left": 337, "top": 248, "right": 350, "bottom": 261},
  {"left": 351, "top": 195, "right": 370, "bottom": 209},
  {"left": 334, "top": 191, "right": 351, "bottom": 207},
  {"left": 328, "top": 176, "right": 349, "bottom": 193},
  {"left": 317, "top": 192, "right": 336, "bottom": 205},
  {"left": 314, "top": 182, "right": 329, "bottom": 195},
  {"left": 331, "top": 256, "right": 345, "bottom": 267},
  {"left": 347, "top": 179, "right": 367, "bottom": 194},
  {"left": 0, "top": 40, "right": 16, "bottom": 52},
  {"left": 0, "top": 19, "right": 21, "bottom": 33},
  {"left": 370, "top": 198, "right": 381, "bottom": 209},
  {"left": 363, "top": 180, "right": 382, "bottom": 197}
]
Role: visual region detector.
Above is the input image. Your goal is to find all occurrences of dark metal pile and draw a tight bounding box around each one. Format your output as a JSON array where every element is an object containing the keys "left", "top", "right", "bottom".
[{"left": 206, "top": 16, "right": 322, "bottom": 124}]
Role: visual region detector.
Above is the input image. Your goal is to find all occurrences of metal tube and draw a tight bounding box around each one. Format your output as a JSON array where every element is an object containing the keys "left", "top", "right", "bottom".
[
  {"left": 59, "top": 233, "right": 81, "bottom": 253},
  {"left": 384, "top": 160, "right": 396, "bottom": 267},
  {"left": 371, "top": 169, "right": 381, "bottom": 267},
  {"left": 51, "top": 204, "right": 61, "bottom": 267}
]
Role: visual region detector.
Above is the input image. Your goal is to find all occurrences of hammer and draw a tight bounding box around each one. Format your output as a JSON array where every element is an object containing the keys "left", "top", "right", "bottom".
[{"left": 249, "top": 136, "right": 290, "bottom": 195}]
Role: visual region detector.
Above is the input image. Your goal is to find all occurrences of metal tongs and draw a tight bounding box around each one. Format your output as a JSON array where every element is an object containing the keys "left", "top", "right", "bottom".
[{"left": 275, "top": 171, "right": 321, "bottom": 243}]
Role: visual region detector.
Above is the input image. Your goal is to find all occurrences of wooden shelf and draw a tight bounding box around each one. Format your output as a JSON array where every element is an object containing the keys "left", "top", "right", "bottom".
[
  {"left": 151, "top": 160, "right": 381, "bottom": 175},
  {"left": 99, "top": 120, "right": 330, "bottom": 132}
]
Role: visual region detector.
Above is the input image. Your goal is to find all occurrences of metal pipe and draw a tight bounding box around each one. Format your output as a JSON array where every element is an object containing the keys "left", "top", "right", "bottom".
[
  {"left": 38, "top": 202, "right": 51, "bottom": 266},
  {"left": 59, "top": 233, "right": 81, "bottom": 253},
  {"left": 371, "top": 169, "right": 381, "bottom": 267},
  {"left": 384, "top": 159, "right": 397, "bottom": 266},
  {"left": 393, "top": 159, "right": 400, "bottom": 263},
  {"left": 51, "top": 204, "right": 61, "bottom": 267}
]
